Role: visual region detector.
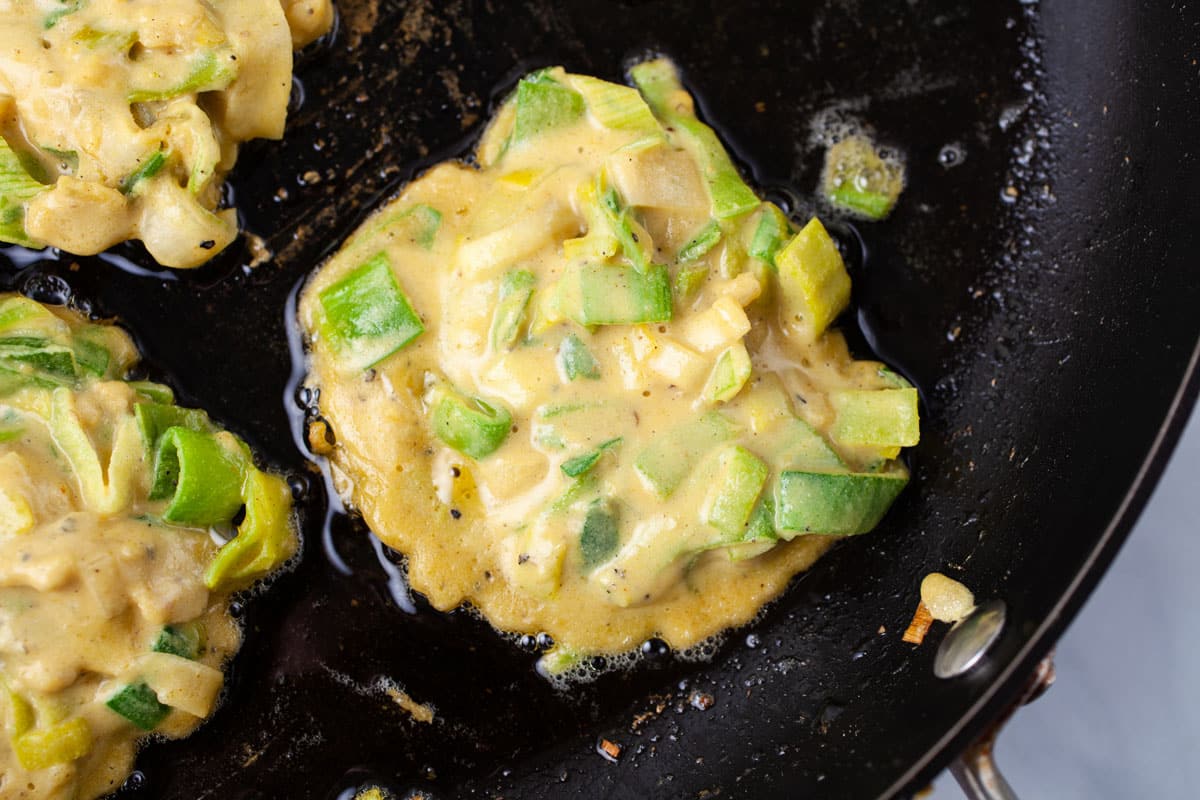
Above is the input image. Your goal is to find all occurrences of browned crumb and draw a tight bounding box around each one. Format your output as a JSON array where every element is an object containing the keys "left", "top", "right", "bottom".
[{"left": 903, "top": 601, "right": 934, "bottom": 645}]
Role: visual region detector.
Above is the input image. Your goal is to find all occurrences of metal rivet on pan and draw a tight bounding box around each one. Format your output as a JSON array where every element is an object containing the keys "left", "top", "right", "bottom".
[{"left": 934, "top": 600, "right": 1006, "bottom": 679}]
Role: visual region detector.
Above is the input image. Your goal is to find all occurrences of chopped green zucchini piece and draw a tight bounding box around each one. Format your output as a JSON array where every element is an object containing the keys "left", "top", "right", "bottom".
[
  {"left": 634, "top": 411, "right": 738, "bottom": 498},
  {"left": 701, "top": 342, "right": 752, "bottom": 403},
  {"left": 557, "top": 333, "right": 600, "bottom": 381},
  {"left": 830, "top": 388, "right": 920, "bottom": 448},
  {"left": 105, "top": 681, "right": 170, "bottom": 731},
  {"left": 318, "top": 252, "right": 425, "bottom": 371},
  {"left": 430, "top": 385, "right": 513, "bottom": 459},
  {"left": 743, "top": 495, "right": 778, "bottom": 543},
  {"left": 490, "top": 269, "right": 536, "bottom": 350},
  {"left": 748, "top": 203, "right": 793, "bottom": 268},
  {"left": 512, "top": 71, "right": 586, "bottom": 144},
  {"left": 677, "top": 220, "right": 723, "bottom": 264},
  {"left": 630, "top": 59, "right": 759, "bottom": 220},
  {"left": 774, "top": 469, "right": 908, "bottom": 537},
  {"left": 557, "top": 262, "right": 672, "bottom": 326},
  {"left": 673, "top": 264, "right": 709, "bottom": 306},
  {"left": 580, "top": 499, "right": 620, "bottom": 569},
  {"left": 149, "top": 427, "right": 246, "bottom": 526},
  {"left": 775, "top": 217, "right": 851, "bottom": 341},
  {"left": 152, "top": 623, "right": 202, "bottom": 660},
  {"left": 774, "top": 416, "right": 846, "bottom": 472},
  {"left": 700, "top": 445, "right": 769, "bottom": 539},
  {"left": 823, "top": 136, "right": 904, "bottom": 220}
]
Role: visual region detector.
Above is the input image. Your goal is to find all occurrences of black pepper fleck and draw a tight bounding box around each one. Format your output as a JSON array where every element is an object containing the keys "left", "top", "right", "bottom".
[{"left": 450, "top": 508, "right": 462, "bottom": 519}]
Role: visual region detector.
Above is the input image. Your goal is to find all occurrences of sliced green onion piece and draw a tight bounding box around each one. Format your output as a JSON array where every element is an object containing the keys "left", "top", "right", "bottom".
[
  {"left": 149, "top": 427, "right": 245, "bottom": 526},
  {"left": 490, "top": 269, "right": 536, "bottom": 350},
  {"left": 105, "top": 681, "right": 170, "bottom": 731},
  {"left": 677, "top": 220, "right": 722, "bottom": 264},
  {"left": 580, "top": 499, "right": 620, "bottom": 569},
  {"left": 119, "top": 150, "right": 167, "bottom": 195},
  {"left": 560, "top": 437, "right": 621, "bottom": 478},
  {"left": 630, "top": 59, "right": 759, "bottom": 220},
  {"left": 557, "top": 333, "right": 600, "bottom": 381},
  {"left": 135, "top": 402, "right": 213, "bottom": 451},
  {"left": 204, "top": 468, "right": 296, "bottom": 591},
  {"left": 823, "top": 136, "right": 904, "bottom": 220},
  {"left": 129, "top": 381, "right": 175, "bottom": 405},
  {"left": 774, "top": 469, "right": 909, "bottom": 537},
  {"left": 700, "top": 445, "right": 769, "bottom": 539},
  {"left": 152, "top": 623, "right": 202, "bottom": 660},
  {"left": 511, "top": 71, "right": 586, "bottom": 144},
  {"left": 597, "top": 179, "right": 653, "bottom": 273},
  {"left": 430, "top": 386, "right": 513, "bottom": 459},
  {"left": 43, "top": 0, "right": 82, "bottom": 29},
  {"left": 317, "top": 252, "right": 425, "bottom": 371}
]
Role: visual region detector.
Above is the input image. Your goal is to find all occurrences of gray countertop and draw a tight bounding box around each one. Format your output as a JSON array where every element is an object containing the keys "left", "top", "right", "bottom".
[{"left": 931, "top": 404, "right": 1200, "bottom": 799}]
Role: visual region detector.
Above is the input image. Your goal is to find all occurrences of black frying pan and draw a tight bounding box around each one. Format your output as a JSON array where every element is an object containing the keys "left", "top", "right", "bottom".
[{"left": 2, "top": 0, "right": 1198, "bottom": 797}]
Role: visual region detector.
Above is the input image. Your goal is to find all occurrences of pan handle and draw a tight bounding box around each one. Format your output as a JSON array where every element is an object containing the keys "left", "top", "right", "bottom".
[
  {"left": 948, "top": 654, "right": 1056, "bottom": 800},
  {"left": 949, "top": 745, "right": 1018, "bottom": 800}
]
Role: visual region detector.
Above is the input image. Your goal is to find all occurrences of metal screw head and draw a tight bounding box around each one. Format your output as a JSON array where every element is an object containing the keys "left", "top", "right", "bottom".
[{"left": 934, "top": 600, "right": 1007, "bottom": 679}]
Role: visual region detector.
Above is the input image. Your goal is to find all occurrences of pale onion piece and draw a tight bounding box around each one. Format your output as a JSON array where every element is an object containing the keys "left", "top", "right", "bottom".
[
  {"left": 920, "top": 572, "right": 976, "bottom": 623},
  {"left": 607, "top": 142, "right": 707, "bottom": 212},
  {"left": 0, "top": 454, "right": 35, "bottom": 537},
  {"left": 283, "top": 0, "right": 335, "bottom": 47},
  {"left": 678, "top": 295, "right": 753, "bottom": 353},
  {"left": 136, "top": 652, "right": 225, "bottom": 719},
  {"left": 24, "top": 177, "right": 135, "bottom": 255},
  {"left": 207, "top": 0, "right": 293, "bottom": 140},
  {"left": 643, "top": 334, "right": 708, "bottom": 391},
  {"left": 724, "top": 272, "right": 764, "bottom": 307},
  {"left": 456, "top": 198, "right": 576, "bottom": 278},
  {"left": 136, "top": 180, "right": 237, "bottom": 268},
  {"left": 503, "top": 516, "right": 568, "bottom": 599}
]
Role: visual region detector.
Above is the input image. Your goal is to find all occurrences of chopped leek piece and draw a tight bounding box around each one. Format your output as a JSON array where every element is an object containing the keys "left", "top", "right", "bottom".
[
  {"left": 830, "top": 388, "right": 920, "bottom": 448},
  {"left": 580, "top": 499, "right": 620, "bottom": 568},
  {"left": 673, "top": 264, "right": 709, "bottom": 305},
  {"left": 557, "top": 333, "right": 600, "bottom": 381},
  {"left": 105, "top": 681, "right": 170, "bottom": 731},
  {"left": 127, "top": 50, "right": 237, "bottom": 104},
  {"left": 775, "top": 217, "right": 851, "bottom": 341},
  {"left": 700, "top": 445, "right": 769, "bottom": 539},
  {"left": 430, "top": 385, "right": 513, "bottom": 459},
  {"left": 677, "top": 220, "right": 723, "bottom": 264},
  {"left": 204, "top": 468, "right": 296, "bottom": 591},
  {"left": 0, "top": 137, "right": 48, "bottom": 248},
  {"left": 560, "top": 437, "right": 621, "bottom": 478},
  {"left": 149, "top": 427, "right": 245, "bottom": 526},
  {"left": 630, "top": 59, "right": 759, "bottom": 220},
  {"left": 701, "top": 342, "right": 752, "bottom": 403},
  {"left": 512, "top": 71, "right": 585, "bottom": 144},
  {"left": 774, "top": 469, "right": 908, "bottom": 536},
  {"left": 597, "top": 178, "right": 653, "bottom": 273},
  {"left": 490, "top": 269, "right": 536, "bottom": 350},
  {"left": 634, "top": 411, "right": 738, "bottom": 498},
  {"left": 318, "top": 252, "right": 425, "bottom": 371},
  {"left": 557, "top": 262, "right": 672, "bottom": 326},
  {"left": 570, "top": 75, "right": 662, "bottom": 136},
  {"left": 119, "top": 150, "right": 167, "bottom": 195},
  {"left": 42, "top": 0, "right": 82, "bottom": 29}
]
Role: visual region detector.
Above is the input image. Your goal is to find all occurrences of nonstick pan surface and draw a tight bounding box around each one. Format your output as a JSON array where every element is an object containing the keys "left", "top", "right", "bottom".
[{"left": 2, "top": 1, "right": 1198, "bottom": 798}]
